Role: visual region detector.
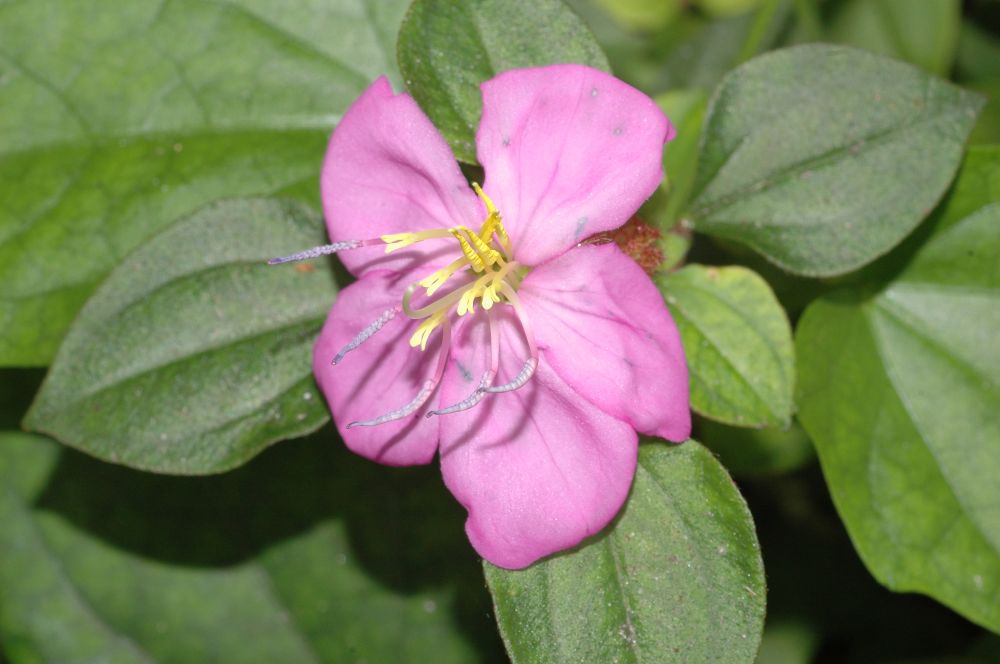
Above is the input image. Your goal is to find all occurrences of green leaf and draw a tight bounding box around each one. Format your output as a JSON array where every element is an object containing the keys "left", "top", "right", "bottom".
[
  {"left": 0, "top": 431, "right": 503, "bottom": 663},
  {"left": 0, "top": 0, "right": 409, "bottom": 366},
  {"left": 968, "top": 83, "right": 1000, "bottom": 145},
  {"left": 828, "top": 0, "right": 961, "bottom": 76},
  {"left": 592, "top": 0, "right": 683, "bottom": 31},
  {"left": 937, "top": 146, "right": 1000, "bottom": 230},
  {"left": 658, "top": 265, "right": 794, "bottom": 427},
  {"left": 653, "top": 89, "right": 708, "bottom": 228},
  {"left": 695, "top": 0, "right": 764, "bottom": 18},
  {"left": 396, "top": 0, "right": 609, "bottom": 164},
  {"left": 955, "top": 22, "right": 1000, "bottom": 144},
  {"left": 697, "top": 417, "right": 814, "bottom": 477},
  {"left": 24, "top": 198, "right": 335, "bottom": 474},
  {"left": 485, "top": 440, "right": 765, "bottom": 664},
  {"left": 956, "top": 19, "right": 1000, "bottom": 85},
  {"left": 689, "top": 44, "right": 983, "bottom": 276},
  {"left": 796, "top": 203, "right": 1000, "bottom": 632},
  {"left": 659, "top": 9, "right": 788, "bottom": 93}
]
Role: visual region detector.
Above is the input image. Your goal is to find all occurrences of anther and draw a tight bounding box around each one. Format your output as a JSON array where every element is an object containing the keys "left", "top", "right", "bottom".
[
  {"left": 482, "top": 358, "right": 537, "bottom": 393},
  {"left": 426, "top": 308, "right": 500, "bottom": 418},
  {"left": 333, "top": 307, "right": 399, "bottom": 365},
  {"left": 268, "top": 240, "right": 364, "bottom": 264},
  {"left": 346, "top": 318, "right": 452, "bottom": 428},
  {"left": 479, "top": 283, "right": 540, "bottom": 395},
  {"left": 347, "top": 380, "right": 437, "bottom": 428},
  {"left": 425, "top": 371, "right": 494, "bottom": 418}
]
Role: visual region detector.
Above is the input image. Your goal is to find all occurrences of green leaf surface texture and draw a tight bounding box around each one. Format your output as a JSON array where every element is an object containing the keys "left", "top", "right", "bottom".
[
  {"left": 0, "top": 0, "right": 409, "bottom": 365},
  {"left": 797, "top": 197, "right": 1000, "bottom": 631},
  {"left": 690, "top": 44, "right": 982, "bottom": 276},
  {"left": 659, "top": 265, "right": 794, "bottom": 427},
  {"left": 25, "top": 198, "right": 336, "bottom": 474}
]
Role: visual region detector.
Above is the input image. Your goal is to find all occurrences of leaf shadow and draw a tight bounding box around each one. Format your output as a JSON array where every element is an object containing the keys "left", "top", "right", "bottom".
[{"left": 33, "top": 426, "right": 505, "bottom": 661}]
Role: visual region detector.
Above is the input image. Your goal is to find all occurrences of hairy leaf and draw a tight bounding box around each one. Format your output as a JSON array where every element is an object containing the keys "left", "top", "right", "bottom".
[
  {"left": 797, "top": 202, "right": 1000, "bottom": 631},
  {"left": 25, "top": 198, "right": 335, "bottom": 474},
  {"left": 0, "top": 0, "right": 408, "bottom": 365},
  {"left": 690, "top": 44, "right": 982, "bottom": 276},
  {"left": 659, "top": 265, "right": 794, "bottom": 427}
]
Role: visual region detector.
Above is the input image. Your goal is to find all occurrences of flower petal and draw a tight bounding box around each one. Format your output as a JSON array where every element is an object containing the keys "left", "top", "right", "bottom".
[
  {"left": 519, "top": 243, "right": 691, "bottom": 441},
  {"left": 438, "top": 309, "right": 638, "bottom": 569},
  {"left": 477, "top": 64, "right": 673, "bottom": 267},
  {"left": 313, "top": 270, "right": 443, "bottom": 465},
  {"left": 322, "top": 76, "right": 482, "bottom": 277}
]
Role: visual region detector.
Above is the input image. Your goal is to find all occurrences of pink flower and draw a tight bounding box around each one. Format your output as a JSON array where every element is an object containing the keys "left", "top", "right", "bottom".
[{"left": 272, "top": 65, "right": 690, "bottom": 569}]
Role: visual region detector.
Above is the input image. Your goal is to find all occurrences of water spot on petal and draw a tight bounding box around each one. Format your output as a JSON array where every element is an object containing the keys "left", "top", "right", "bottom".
[{"left": 590, "top": 86, "right": 599, "bottom": 97}]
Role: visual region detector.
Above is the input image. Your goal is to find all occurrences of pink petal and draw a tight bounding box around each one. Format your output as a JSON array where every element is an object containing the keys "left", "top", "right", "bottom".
[
  {"left": 438, "top": 309, "right": 638, "bottom": 569},
  {"left": 476, "top": 64, "right": 673, "bottom": 267},
  {"left": 322, "top": 77, "right": 483, "bottom": 277},
  {"left": 519, "top": 243, "right": 691, "bottom": 441},
  {"left": 313, "top": 270, "right": 442, "bottom": 465}
]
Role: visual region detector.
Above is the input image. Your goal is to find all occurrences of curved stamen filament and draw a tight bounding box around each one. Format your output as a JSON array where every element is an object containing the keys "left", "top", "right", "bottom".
[
  {"left": 419, "top": 258, "right": 468, "bottom": 296},
  {"left": 427, "top": 308, "right": 501, "bottom": 418},
  {"left": 484, "top": 261, "right": 520, "bottom": 302},
  {"left": 403, "top": 281, "right": 470, "bottom": 320},
  {"left": 333, "top": 306, "right": 400, "bottom": 365},
  {"left": 457, "top": 272, "right": 498, "bottom": 316},
  {"left": 482, "top": 283, "right": 538, "bottom": 394},
  {"left": 483, "top": 357, "right": 538, "bottom": 394},
  {"left": 426, "top": 371, "right": 492, "bottom": 418},
  {"left": 499, "top": 282, "right": 538, "bottom": 358},
  {"left": 410, "top": 310, "right": 447, "bottom": 350},
  {"left": 347, "top": 318, "right": 452, "bottom": 428}
]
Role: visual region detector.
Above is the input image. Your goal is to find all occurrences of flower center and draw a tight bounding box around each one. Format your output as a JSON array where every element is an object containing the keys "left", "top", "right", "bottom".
[
  {"left": 383, "top": 184, "right": 527, "bottom": 350},
  {"left": 268, "top": 183, "right": 540, "bottom": 429}
]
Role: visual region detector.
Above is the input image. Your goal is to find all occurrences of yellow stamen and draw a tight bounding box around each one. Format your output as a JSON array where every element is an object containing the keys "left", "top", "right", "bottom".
[
  {"left": 382, "top": 229, "right": 453, "bottom": 253},
  {"left": 386, "top": 183, "right": 525, "bottom": 352},
  {"left": 449, "top": 227, "right": 504, "bottom": 272},
  {"left": 409, "top": 310, "right": 447, "bottom": 350},
  {"left": 472, "top": 183, "right": 497, "bottom": 216},
  {"left": 473, "top": 182, "right": 512, "bottom": 255},
  {"left": 403, "top": 282, "right": 468, "bottom": 320},
  {"left": 456, "top": 273, "right": 494, "bottom": 316},
  {"left": 419, "top": 258, "right": 468, "bottom": 296}
]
